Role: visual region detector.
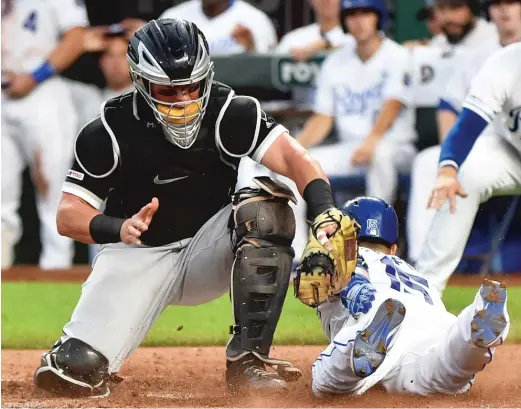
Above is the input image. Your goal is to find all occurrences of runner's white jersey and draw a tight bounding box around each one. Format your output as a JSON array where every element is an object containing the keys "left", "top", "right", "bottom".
[
  {"left": 318, "top": 247, "right": 444, "bottom": 342},
  {"left": 1, "top": 0, "right": 88, "bottom": 73},
  {"left": 463, "top": 42, "right": 521, "bottom": 155}
]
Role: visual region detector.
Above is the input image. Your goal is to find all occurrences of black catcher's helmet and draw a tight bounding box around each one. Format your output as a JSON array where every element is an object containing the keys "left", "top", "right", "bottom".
[{"left": 127, "top": 18, "right": 214, "bottom": 149}]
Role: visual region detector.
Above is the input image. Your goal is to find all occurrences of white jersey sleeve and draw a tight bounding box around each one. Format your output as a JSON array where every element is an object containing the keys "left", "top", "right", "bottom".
[
  {"left": 49, "top": 0, "right": 89, "bottom": 32},
  {"left": 462, "top": 43, "right": 520, "bottom": 124},
  {"left": 382, "top": 46, "right": 413, "bottom": 106}
]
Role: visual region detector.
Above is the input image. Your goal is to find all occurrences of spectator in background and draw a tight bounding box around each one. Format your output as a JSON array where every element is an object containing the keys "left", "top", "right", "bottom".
[
  {"left": 1, "top": 0, "right": 88, "bottom": 270},
  {"left": 407, "top": 0, "right": 521, "bottom": 265},
  {"left": 158, "top": 0, "right": 278, "bottom": 55}
]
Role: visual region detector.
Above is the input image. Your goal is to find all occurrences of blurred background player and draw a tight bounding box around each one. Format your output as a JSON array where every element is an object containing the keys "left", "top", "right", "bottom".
[
  {"left": 310, "top": 197, "right": 510, "bottom": 397},
  {"left": 1, "top": 0, "right": 88, "bottom": 269},
  {"left": 276, "top": 0, "right": 354, "bottom": 63},
  {"left": 407, "top": 0, "right": 521, "bottom": 265},
  {"left": 159, "top": 0, "right": 278, "bottom": 55},
  {"left": 417, "top": 42, "right": 521, "bottom": 292},
  {"left": 294, "top": 0, "right": 416, "bottom": 221},
  {"left": 407, "top": 0, "right": 498, "bottom": 110}
]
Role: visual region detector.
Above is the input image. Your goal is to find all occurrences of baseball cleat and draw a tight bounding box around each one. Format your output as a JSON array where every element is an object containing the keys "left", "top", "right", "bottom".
[
  {"left": 225, "top": 354, "right": 288, "bottom": 393},
  {"left": 352, "top": 298, "right": 406, "bottom": 378},
  {"left": 471, "top": 279, "right": 509, "bottom": 348},
  {"left": 34, "top": 352, "right": 110, "bottom": 398}
]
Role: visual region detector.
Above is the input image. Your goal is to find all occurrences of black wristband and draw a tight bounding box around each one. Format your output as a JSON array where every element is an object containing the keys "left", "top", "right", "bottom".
[
  {"left": 89, "top": 214, "right": 125, "bottom": 244},
  {"left": 303, "top": 178, "right": 336, "bottom": 221}
]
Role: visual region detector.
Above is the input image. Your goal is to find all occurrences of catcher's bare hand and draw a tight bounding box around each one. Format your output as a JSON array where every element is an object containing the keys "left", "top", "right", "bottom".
[
  {"left": 120, "top": 197, "right": 159, "bottom": 245},
  {"left": 427, "top": 167, "right": 467, "bottom": 213}
]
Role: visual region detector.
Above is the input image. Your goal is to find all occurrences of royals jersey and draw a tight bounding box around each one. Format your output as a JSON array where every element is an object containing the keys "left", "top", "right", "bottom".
[
  {"left": 463, "top": 42, "right": 521, "bottom": 155},
  {"left": 318, "top": 247, "right": 444, "bottom": 342},
  {"left": 314, "top": 38, "right": 416, "bottom": 144},
  {"left": 62, "top": 82, "right": 288, "bottom": 246},
  {"left": 1, "top": 0, "right": 88, "bottom": 73},
  {"left": 159, "top": 0, "right": 277, "bottom": 55}
]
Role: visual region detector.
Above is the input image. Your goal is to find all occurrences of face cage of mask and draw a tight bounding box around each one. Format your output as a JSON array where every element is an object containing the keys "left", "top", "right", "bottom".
[{"left": 130, "top": 66, "right": 215, "bottom": 149}]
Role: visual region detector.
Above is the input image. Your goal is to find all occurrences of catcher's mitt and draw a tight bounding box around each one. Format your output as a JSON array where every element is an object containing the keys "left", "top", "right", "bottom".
[{"left": 294, "top": 207, "right": 360, "bottom": 307}]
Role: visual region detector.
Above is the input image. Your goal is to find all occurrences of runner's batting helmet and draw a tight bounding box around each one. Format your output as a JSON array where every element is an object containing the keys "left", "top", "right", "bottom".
[
  {"left": 340, "top": 0, "right": 390, "bottom": 32},
  {"left": 341, "top": 197, "right": 399, "bottom": 246}
]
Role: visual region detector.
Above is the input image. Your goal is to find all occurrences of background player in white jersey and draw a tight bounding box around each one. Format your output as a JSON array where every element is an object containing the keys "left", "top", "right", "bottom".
[
  {"left": 407, "top": 0, "right": 521, "bottom": 264},
  {"left": 276, "top": 0, "right": 354, "bottom": 62},
  {"left": 295, "top": 0, "right": 416, "bottom": 210},
  {"left": 307, "top": 197, "right": 510, "bottom": 396},
  {"left": 408, "top": 0, "right": 498, "bottom": 109},
  {"left": 1, "top": 0, "right": 89, "bottom": 269},
  {"left": 159, "top": 0, "right": 277, "bottom": 55},
  {"left": 416, "top": 42, "right": 521, "bottom": 292}
]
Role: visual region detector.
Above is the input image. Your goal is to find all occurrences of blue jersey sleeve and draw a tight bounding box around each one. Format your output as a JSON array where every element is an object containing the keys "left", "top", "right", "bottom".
[{"left": 438, "top": 107, "right": 489, "bottom": 169}]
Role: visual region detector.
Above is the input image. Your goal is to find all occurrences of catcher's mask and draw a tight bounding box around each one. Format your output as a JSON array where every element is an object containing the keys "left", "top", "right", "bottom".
[{"left": 127, "top": 18, "right": 214, "bottom": 149}]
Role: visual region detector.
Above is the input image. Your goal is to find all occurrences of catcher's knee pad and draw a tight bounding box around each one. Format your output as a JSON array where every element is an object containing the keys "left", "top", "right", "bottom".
[
  {"left": 33, "top": 338, "right": 109, "bottom": 397},
  {"left": 227, "top": 177, "right": 296, "bottom": 357}
]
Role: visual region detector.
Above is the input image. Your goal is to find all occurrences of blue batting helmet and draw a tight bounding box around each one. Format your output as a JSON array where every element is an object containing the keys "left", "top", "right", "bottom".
[
  {"left": 341, "top": 197, "right": 399, "bottom": 245},
  {"left": 340, "top": 0, "right": 390, "bottom": 32}
]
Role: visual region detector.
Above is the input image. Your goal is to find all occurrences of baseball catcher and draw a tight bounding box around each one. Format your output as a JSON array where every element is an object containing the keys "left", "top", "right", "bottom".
[{"left": 33, "top": 18, "right": 348, "bottom": 397}]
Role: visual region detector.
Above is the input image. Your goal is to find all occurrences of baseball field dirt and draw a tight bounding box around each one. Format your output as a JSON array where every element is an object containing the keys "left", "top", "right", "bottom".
[
  {"left": 2, "top": 346, "right": 521, "bottom": 408},
  {"left": 3, "top": 266, "right": 521, "bottom": 408}
]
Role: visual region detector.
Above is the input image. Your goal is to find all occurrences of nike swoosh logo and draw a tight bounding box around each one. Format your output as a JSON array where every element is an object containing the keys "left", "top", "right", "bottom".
[{"left": 153, "top": 175, "right": 189, "bottom": 185}]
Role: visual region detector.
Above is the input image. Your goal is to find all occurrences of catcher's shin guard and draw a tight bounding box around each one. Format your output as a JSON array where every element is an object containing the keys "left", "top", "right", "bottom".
[
  {"left": 226, "top": 177, "right": 302, "bottom": 383},
  {"left": 33, "top": 338, "right": 110, "bottom": 398}
]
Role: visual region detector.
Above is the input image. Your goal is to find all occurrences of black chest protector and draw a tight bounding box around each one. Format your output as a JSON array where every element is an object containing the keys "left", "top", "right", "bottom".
[{"left": 103, "top": 82, "right": 241, "bottom": 246}]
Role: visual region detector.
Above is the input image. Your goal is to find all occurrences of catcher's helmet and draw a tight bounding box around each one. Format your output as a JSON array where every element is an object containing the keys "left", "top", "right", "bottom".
[
  {"left": 341, "top": 197, "right": 398, "bottom": 245},
  {"left": 340, "top": 0, "right": 390, "bottom": 32},
  {"left": 127, "top": 18, "right": 214, "bottom": 149}
]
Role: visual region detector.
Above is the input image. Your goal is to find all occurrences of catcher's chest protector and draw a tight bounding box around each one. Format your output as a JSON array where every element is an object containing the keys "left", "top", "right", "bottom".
[{"left": 226, "top": 177, "right": 297, "bottom": 357}]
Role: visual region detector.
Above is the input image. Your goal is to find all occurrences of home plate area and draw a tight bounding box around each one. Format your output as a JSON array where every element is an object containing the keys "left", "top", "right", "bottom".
[{"left": 2, "top": 345, "right": 521, "bottom": 408}]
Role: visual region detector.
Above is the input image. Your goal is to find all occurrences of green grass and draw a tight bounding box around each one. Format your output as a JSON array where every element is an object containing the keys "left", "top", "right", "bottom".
[{"left": 2, "top": 282, "right": 520, "bottom": 349}]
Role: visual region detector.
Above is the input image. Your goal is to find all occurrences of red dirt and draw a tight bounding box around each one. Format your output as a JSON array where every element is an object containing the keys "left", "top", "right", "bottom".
[
  {"left": 2, "top": 346, "right": 521, "bottom": 408},
  {"left": 3, "top": 265, "right": 521, "bottom": 286}
]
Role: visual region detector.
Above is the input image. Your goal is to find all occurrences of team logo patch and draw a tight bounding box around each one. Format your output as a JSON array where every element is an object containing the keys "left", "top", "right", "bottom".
[
  {"left": 67, "top": 169, "right": 84, "bottom": 181},
  {"left": 367, "top": 219, "right": 379, "bottom": 236}
]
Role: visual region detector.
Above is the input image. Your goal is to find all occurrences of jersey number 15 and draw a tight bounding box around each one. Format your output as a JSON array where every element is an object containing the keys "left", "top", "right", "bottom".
[{"left": 382, "top": 256, "right": 433, "bottom": 305}]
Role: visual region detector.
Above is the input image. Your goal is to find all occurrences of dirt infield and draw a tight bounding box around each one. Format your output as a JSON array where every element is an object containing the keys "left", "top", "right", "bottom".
[
  {"left": 3, "top": 265, "right": 521, "bottom": 286},
  {"left": 2, "top": 345, "right": 521, "bottom": 408}
]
